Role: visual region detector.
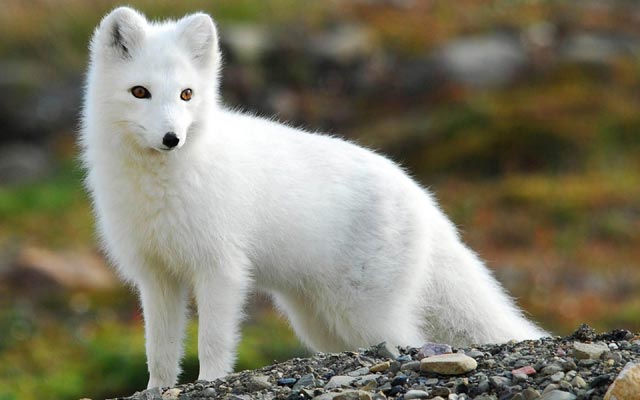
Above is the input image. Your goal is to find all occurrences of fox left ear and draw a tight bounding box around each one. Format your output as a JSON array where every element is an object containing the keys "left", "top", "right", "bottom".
[
  {"left": 177, "top": 13, "right": 220, "bottom": 69},
  {"left": 93, "top": 7, "right": 147, "bottom": 61}
]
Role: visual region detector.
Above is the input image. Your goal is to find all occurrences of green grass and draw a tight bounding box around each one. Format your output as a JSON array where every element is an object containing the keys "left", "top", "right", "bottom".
[
  {"left": 0, "top": 291, "right": 306, "bottom": 400},
  {"left": 0, "top": 160, "right": 93, "bottom": 248}
]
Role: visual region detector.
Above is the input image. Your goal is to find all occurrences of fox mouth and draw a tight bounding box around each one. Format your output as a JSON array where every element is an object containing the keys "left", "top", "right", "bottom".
[{"left": 153, "top": 146, "right": 179, "bottom": 153}]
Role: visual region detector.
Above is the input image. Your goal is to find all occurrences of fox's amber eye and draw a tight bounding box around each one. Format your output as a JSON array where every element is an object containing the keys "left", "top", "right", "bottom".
[
  {"left": 180, "top": 88, "right": 193, "bottom": 101},
  {"left": 131, "top": 86, "right": 151, "bottom": 99}
]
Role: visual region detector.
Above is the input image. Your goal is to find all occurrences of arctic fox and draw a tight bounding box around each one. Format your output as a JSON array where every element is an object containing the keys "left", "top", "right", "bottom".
[{"left": 81, "top": 7, "right": 547, "bottom": 388}]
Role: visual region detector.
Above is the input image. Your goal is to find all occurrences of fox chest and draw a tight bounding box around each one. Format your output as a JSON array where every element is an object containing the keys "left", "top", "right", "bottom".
[{"left": 106, "top": 173, "right": 221, "bottom": 271}]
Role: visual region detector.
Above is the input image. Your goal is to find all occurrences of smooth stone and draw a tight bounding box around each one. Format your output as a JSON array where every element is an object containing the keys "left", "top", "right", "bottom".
[
  {"left": 474, "top": 395, "right": 497, "bottom": 400},
  {"left": 475, "top": 378, "right": 490, "bottom": 394},
  {"left": 404, "top": 389, "right": 430, "bottom": 399},
  {"left": 522, "top": 388, "right": 541, "bottom": 400},
  {"left": 561, "top": 360, "right": 577, "bottom": 371},
  {"left": 512, "top": 366, "right": 537, "bottom": 376},
  {"left": 431, "top": 386, "right": 450, "bottom": 397},
  {"left": 374, "top": 342, "right": 401, "bottom": 360},
  {"left": 376, "top": 382, "right": 392, "bottom": 393},
  {"left": 348, "top": 367, "right": 371, "bottom": 377},
  {"left": 325, "top": 376, "right": 356, "bottom": 390},
  {"left": 420, "top": 353, "right": 477, "bottom": 375},
  {"left": 570, "top": 376, "right": 586, "bottom": 389},
  {"left": 369, "top": 361, "right": 390, "bottom": 372},
  {"left": 489, "top": 375, "right": 510, "bottom": 389},
  {"left": 354, "top": 375, "right": 379, "bottom": 387},
  {"left": 277, "top": 377, "right": 297, "bottom": 387},
  {"left": 540, "top": 390, "right": 577, "bottom": 400},
  {"left": 390, "top": 375, "right": 407, "bottom": 386},
  {"left": 577, "top": 359, "right": 598, "bottom": 367},
  {"left": 200, "top": 388, "right": 216, "bottom": 397},
  {"left": 400, "top": 361, "right": 421, "bottom": 371},
  {"left": 293, "top": 374, "right": 316, "bottom": 390},
  {"left": 388, "top": 385, "right": 404, "bottom": 397},
  {"left": 541, "top": 364, "right": 563, "bottom": 375},
  {"left": 572, "top": 342, "right": 609, "bottom": 360},
  {"left": 335, "top": 390, "right": 373, "bottom": 400},
  {"left": 543, "top": 384, "right": 559, "bottom": 394},
  {"left": 604, "top": 362, "right": 640, "bottom": 400},
  {"left": 550, "top": 371, "right": 565, "bottom": 383},
  {"left": 466, "top": 350, "right": 484, "bottom": 358},
  {"left": 313, "top": 390, "right": 372, "bottom": 400},
  {"left": 247, "top": 375, "right": 271, "bottom": 392},
  {"left": 512, "top": 373, "right": 528, "bottom": 383}
]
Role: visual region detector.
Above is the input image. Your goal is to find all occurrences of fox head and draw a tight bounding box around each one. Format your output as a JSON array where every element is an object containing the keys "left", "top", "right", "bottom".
[{"left": 87, "top": 7, "right": 220, "bottom": 152}]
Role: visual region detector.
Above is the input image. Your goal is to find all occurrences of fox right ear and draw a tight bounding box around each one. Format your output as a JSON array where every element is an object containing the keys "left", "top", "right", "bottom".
[{"left": 93, "top": 7, "right": 147, "bottom": 60}]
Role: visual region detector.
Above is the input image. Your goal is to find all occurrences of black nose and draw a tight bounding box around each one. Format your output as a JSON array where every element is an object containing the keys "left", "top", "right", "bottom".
[{"left": 162, "top": 132, "right": 180, "bottom": 148}]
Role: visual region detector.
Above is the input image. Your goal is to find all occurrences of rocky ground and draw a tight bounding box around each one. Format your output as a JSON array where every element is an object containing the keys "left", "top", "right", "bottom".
[{"left": 112, "top": 325, "right": 640, "bottom": 400}]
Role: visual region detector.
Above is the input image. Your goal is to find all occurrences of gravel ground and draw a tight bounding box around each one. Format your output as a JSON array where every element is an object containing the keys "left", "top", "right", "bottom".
[{"left": 113, "top": 325, "right": 640, "bottom": 400}]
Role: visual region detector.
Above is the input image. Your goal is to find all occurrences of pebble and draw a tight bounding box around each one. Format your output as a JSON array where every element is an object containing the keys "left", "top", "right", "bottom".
[
  {"left": 512, "top": 366, "right": 536, "bottom": 376},
  {"left": 540, "top": 390, "right": 577, "bottom": 400},
  {"left": 369, "top": 361, "right": 390, "bottom": 372},
  {"left": 161, "top": 388, "right": 181, "bottom": 400},
  {"left": 292, "top": 374, "right": 316, "bottom": 390},
  {"left": 374, "top": 342, "right": 400, "bottom": 360},
  {"left": 403, "top": 389, "right": 429, "bottom": 399},
  {"left": 119, "top": 325, "right": 640, "bottom": 400},
  {"left": 550, "top": 371, "right": 565, "bottom": 382},
  {"left": 431, "top": 386, "right": 450, "bottom": 397},
  {"left": 247, "top": 375, "right": 271, "bottom": 391},
  {"left": 466, "top": 350, "right": 484, "bottom": 358},
  {"left": 604, "top": 361, "right": 640, "bottom": 400},
  {"left": 277, "top": 377, "right": 297, "bottom": 387},
  {"left": 522, "top": 388, "right": 541, "bottom": 400},
  {"left": 400, "top": 361, "right": 421, "bottom": 371},
  {"left": 572, "top": 342, "right": 609, "bottom": 360},
  {"left": 390, "top": 375, "right": 407, "bottom": 386},
  {"left": 570, "top": 376, "right": 587, "bottom": 389},
  {"left": 512, "top": 373, "right": 528, "bottom": 383},
  {"left": 541, "top": 364, "right": 563, "bottom": 375},
  {"left": 420, "top": 353, "right": 478, "bottom": 375},
  {"left": 354, "top": 375, "right": 379, "bottom": 388},
  {"left": 417, "top": 342, "right": 453, "bottom": 358},
  {"left": 489, "top": 375, "right": 510, "bottom": 389},
  {"left": 396, "top": 354, "right": 411, "bottom": 362},
  {"left": 325, "top": 376, "right": 356, "bottom": 390},
  {"left": 313, "top": 390, "right": 372, "bottom": 400},
  {"left": 348, "top": 367, "right": 371, "bottom": 377}
]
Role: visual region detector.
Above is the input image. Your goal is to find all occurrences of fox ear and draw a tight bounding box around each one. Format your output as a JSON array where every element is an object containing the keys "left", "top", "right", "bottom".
[
  {"left": 177, "top": 13, "right": 220, "bottom": 69},
  {"left": 93, "top": 7, "right": 147, "bottom": 60}
]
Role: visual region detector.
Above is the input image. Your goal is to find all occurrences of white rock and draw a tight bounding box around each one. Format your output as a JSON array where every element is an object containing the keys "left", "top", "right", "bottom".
[
  {"left": 572, "top": 342, "right": 609, "bottom": 360},
  {"left": 420, "top": 353, "right": 477, "bottom": 375},
  {"left": 404, "top": 390, "right": 430, "bottom": 399},
  {"left": 161, "top": 388, "right": 181, "bottom": 400}
]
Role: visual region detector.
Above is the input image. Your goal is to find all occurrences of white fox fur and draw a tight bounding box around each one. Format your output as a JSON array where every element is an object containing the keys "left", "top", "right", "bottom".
[{"left": 81, "top": 7, "right": 548, "bottom": 389}]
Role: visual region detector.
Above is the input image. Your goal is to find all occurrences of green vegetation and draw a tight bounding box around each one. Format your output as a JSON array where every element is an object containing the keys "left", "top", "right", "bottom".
[{"left": 0, "top": 290, "right": 306, "bottom": 400}]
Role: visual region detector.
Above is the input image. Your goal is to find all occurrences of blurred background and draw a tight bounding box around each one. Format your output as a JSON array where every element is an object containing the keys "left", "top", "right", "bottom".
[{"left": 0, "top": 0, "right": 639, "bottom": 398}]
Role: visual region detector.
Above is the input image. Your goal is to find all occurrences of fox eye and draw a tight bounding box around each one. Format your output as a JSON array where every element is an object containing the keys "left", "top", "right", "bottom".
[
  {"left": 180, "top": 88, "right": 193, "bottom": 101},
  {"left": 131, "top": 86, "right": 151, "bottom": 99}
]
